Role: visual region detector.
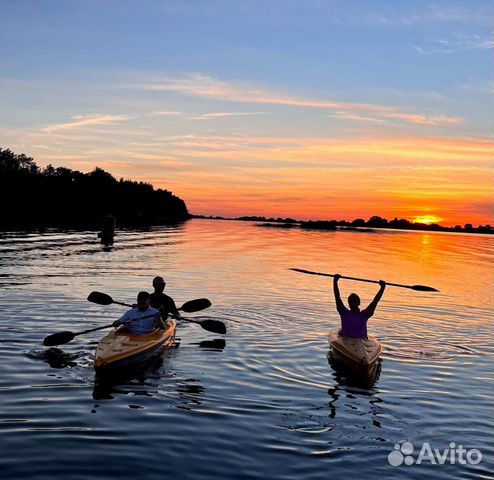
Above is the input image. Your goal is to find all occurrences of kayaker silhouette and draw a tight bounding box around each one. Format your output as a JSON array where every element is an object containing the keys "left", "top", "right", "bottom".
[
  {"left": 333, "top": 274, "right": 386, "bottom": 339},
  {"left": 150, "top": 276, "right": 181, "bottom": 319},
  {"left": 112, "top": 291, "right": 165, "bottom": 335}
]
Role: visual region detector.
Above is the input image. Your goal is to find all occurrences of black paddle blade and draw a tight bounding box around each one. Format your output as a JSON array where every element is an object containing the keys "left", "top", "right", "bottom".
[
  {"left": 411, "top": 285, "right": 439, "bottom": 292},
  {"left": 43, "top": 331, "right": 76, "bottom": 347},
  {"left": 180, "top": 298, "right": 212, "bottom": 313},
  {"left": 200, "top": 319, "right": 226, "bottom": 335},
  {"left": 87, "top": 291, "right": 114, "bottom": 305}
]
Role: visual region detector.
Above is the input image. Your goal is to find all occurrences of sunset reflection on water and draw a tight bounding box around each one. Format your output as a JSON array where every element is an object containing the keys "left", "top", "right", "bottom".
[{"left": 0, "top": 219, "right": 492, "bottom": 480}]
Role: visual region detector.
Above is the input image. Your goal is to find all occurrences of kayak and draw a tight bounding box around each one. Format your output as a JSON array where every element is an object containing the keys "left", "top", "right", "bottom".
[
  {"left": 94, "top": 318, "right": 176, "bottom": 372},
  {"left": 328, "top": 331, "right": 382, "bottom": 374}
]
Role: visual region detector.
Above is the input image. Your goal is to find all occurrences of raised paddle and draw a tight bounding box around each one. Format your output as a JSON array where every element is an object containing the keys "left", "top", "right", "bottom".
[
  {"left": 87, "top": 291, "right": 225, "bottom": 334},
  {"left": 290, "top": 268, "right": 439, "bottom": 292}
]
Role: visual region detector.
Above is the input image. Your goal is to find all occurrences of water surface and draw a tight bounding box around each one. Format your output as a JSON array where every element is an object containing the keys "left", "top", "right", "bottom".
[{"left": 0, "top": 220, "right": 492, "bottom": 479}]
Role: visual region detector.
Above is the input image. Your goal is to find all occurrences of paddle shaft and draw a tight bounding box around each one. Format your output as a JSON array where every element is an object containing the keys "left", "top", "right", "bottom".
[
  {"left": 76, "top": 312, "right": 157, "bottom": 336},
  {"left": 290, "top": 268, "right": 438, "bottom": 292},
  {"left": 87, "top": 291, "right": 224, "bottom": 333}
]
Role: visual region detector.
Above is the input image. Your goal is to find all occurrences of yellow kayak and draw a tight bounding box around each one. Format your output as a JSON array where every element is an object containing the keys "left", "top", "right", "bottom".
[
  {"left": 328, "top": 331, "right": 382, "bottom": 374},
  {"left": 94, "top": 319, "right": 176, "bottom": 371}
]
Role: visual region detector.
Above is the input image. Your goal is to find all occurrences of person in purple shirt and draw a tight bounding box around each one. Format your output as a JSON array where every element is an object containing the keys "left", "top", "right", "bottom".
[{"left": 333, "top": 274, "right": 386, "bottom": 339}]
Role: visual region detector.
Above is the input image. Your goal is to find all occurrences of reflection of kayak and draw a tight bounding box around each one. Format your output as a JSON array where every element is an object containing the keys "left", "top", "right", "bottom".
[
  {"left": 94, "top": 319, "right": 176, "bottom": 371},
  {"left": 328, "top": 331, "right": 382, "bottom": 374}
]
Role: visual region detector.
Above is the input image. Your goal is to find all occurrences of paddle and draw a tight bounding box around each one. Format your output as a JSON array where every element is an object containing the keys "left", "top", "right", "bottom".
[
  {"left": 42, "top": 313, "right": 157, "bottom": 347},
  {"left": 43, "top": 294, "right": 221, "bottom": 347},
  {"left": 290, "top": 268, "right": 439, "bottom": 292},
  {"left": 87, "top": 291, "right": 225, "bottom": 333}
]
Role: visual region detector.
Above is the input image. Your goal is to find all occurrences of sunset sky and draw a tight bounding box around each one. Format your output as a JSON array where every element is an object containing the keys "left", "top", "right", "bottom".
[{"left": 1, "top": 1, "right": 492, "bottom": 226}]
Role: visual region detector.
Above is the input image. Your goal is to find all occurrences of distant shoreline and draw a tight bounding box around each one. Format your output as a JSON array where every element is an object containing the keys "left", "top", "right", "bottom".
[{"left": 192, "top": 214, "right": 494, "bottom": 235}]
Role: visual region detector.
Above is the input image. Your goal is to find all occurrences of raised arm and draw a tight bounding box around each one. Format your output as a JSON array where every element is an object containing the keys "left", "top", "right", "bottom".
[
  {"left": 333, "top": 274, "right": 346, "bottom": 313},
  {"left": 364, "top": 280, "right": 386, "bottom": 316}
]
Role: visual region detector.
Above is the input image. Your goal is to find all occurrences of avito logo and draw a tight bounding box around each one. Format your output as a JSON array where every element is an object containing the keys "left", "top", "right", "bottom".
[{"left": 388, "top": 441, "right": 482, "bottom": 466}]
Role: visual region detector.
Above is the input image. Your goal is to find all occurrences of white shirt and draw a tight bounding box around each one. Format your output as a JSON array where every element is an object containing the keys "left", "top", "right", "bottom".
[{"left": 116, "top": 307, "right": 160, "bottom": 335}]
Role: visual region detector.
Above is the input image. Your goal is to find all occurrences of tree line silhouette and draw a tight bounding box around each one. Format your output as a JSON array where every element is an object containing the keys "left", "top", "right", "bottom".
[
  {"left": 0, "top": 148, "right": 190, "bottom": 230},
  {"left": 195, "top": 214, "right": 493, "bottom": 234}
]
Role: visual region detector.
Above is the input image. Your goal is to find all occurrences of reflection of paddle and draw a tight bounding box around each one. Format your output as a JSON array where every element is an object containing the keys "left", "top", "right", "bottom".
[
  {"left": 87, "top": 291, "right": 225, "bottom": 334},
  {"left": 198, "top": 338, "right": 226, "bottom": 350},
  {"left": 290, "top": 268, "right": 439, "bottom": 292}
]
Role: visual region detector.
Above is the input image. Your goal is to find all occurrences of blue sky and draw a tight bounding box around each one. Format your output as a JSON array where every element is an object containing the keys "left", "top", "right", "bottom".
[{"left": 1, "top": 0, "right": 492, "bottom": 224}]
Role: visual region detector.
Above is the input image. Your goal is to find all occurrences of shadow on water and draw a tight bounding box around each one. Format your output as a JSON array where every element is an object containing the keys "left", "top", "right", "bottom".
[
  {"left": 92, "top": 355, "right": 167, "bottom": 400},
  {"left": 326, "top": 379, "right": 385, "bottom": 430},
  {"left": 175, "top": 378, "right": 205, "bottom": 410},
  {"left": 193, "top": 338, "right": 226, "bottom": 350},
  {"left": 25, "top": 348, "right": 83, "bottom": 369},
  {"left": 92, "top": 338, "right": 219, "bottom": 402},
  {"left": 325, "top": 352, "right": 384, "bottom": 429},
  {"left": 93, "top": 360, "right": 206, "bottom": 411}
]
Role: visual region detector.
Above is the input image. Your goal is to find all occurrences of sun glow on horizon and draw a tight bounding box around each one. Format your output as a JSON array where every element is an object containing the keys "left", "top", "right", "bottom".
[{"left": 412, "top": 215, "right": 444, "bottom": 225}]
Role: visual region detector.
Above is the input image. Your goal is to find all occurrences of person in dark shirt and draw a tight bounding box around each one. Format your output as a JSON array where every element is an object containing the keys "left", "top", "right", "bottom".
[
  {"left": 149, "top": 276, "right": 181, "bottom": 319},
  {"left": 333, "top": 274, "right": 386, "bottom": 339}
]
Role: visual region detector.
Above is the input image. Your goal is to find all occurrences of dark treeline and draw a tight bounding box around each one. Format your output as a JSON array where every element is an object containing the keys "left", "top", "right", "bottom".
[
  {"left": 297, "top": 216, "right": 493, "bottom": 234},
  {"left": 194, "top": 214, "right": 493, "bottom": 235},
  {"left": 0, "top": 148, "right": 190, "bottom": 231}
]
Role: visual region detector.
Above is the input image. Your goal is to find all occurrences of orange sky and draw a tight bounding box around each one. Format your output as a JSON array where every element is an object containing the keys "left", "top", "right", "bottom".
[
  {"left": 2, "top": 76, "right": 493, "bottom": 227},
  {"left": 2, "top": 3, "right": 492, "bottom": 228},
  {"left": 138, "top": 135, "right": 493, "bottom": 227}
]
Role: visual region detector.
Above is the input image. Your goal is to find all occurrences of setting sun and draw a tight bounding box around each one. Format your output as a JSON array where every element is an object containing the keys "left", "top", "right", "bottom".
[{"left": 413, "top": 215, "right": 443, "bottom": 225}]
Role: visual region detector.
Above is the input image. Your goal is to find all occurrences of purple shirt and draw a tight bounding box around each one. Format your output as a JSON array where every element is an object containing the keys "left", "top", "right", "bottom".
[{"left": 337, "top": 306, "right": 374, "bottom": 339}]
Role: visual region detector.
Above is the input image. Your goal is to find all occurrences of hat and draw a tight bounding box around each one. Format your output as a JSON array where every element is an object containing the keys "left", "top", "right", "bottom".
[{"left": 137, "top": 291, "right": 150, "bottom": 301}]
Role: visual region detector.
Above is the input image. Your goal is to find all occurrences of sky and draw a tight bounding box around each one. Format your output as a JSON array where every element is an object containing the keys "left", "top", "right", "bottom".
[{"left": 1, "top": 0, "right": 492, "bottom": 226}]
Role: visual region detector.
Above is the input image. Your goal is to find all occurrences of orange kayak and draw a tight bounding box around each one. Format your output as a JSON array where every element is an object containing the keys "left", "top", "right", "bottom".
[
  {"left": 328, "top": 331, "right": 382, "bottom": 374},
  {"left": 94, "top": 319, "right": 176, "bottom": 371}
]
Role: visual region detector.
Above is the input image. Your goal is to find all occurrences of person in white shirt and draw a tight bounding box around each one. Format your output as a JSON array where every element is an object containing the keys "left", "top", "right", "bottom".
[{"left": 112, "top": 291, "right": 165, "bottom": 335}]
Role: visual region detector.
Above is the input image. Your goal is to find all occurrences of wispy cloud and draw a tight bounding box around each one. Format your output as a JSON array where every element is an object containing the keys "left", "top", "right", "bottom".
[
  {"left": 190, "top": 111, "right": 269, "bottom": 120},
  {"left": 414, "top": 34, "right": 494, "bottom": 55},
  {"left": 154, "top": 2, "right": 491, "bottom": 28},
  {"left": 150, "top": 110, "right": 183, "bottom": 116},
  {"left": 132, "top": 74, "right": 462, "bottom": 126},
  {"left": 326, "top": 111, "right": 389, "bottom": 125},
  {"left": 352, "top": 6, "right": 491, "bottom": 26},
  {"left": 41, "top": 114, "right": 134, "bottom": 132}
]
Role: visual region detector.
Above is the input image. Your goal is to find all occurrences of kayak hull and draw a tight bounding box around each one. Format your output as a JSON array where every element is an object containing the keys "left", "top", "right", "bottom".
[
  {"left": 328, "top": 331, "right": 382, "bottom": 374},
  {"left": 94, "top": 319, "right": 176, "bottom": 372}
]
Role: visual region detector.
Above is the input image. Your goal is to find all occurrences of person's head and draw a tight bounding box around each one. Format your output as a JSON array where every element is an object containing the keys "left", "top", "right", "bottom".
[
  {"left": 152, "top": 276, "right": 166, "bottom": 293},
  {"left": 348, "top": 293, "right": 360, "bottom": 310},
  {"left": 136, "top": 291, "right": 150, "bottom": 310}
]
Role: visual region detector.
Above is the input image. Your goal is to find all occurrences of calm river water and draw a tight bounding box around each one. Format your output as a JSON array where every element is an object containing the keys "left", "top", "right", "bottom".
[{"left": 0, "top": 219, "right": 492, "bottom": 479}]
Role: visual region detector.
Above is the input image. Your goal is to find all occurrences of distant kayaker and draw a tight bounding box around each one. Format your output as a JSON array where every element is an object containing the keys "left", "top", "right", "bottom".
[
  {"left": 112, "top": 291, "right": 165, "bottom": 335},
  {"left": 333, "top": 274, "right": 386, "bottom": 339},
  {"left": 150, "top": 276, "right": 181, "bottom": 319}
]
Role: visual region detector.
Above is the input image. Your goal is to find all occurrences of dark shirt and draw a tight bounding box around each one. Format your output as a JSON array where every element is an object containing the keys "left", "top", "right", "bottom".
[{"left": 150, "top": 292, "right": 179, "bottom": 317}]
